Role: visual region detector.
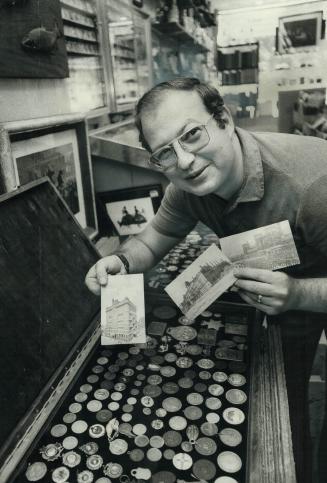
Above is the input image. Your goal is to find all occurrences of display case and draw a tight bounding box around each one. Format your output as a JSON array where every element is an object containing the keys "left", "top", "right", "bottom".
[
  {"left": 0, "top": 180, "right": 296, "bottom": 483},
  {"left": 104, "top": 0, "right": 152, "bottom": 112},
  {"left": 60, "top": 0, "right": 109, "bottom": 112}
]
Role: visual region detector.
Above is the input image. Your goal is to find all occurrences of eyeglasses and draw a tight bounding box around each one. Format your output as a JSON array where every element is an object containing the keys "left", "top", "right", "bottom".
[{"left": 149, "top": 115, "right": 214, "bottom": 170}]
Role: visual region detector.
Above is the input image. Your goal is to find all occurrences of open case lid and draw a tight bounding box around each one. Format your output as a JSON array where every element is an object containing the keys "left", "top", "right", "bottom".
[{"left": 0, "top": 179, "right": 100, "bottom": 478}]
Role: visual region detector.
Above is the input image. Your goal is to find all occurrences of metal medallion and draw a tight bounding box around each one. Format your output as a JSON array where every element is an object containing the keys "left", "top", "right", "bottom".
[
  {"left": 25, "top": 462, "right": 47, "bottom": 481},
  {"left": 217, "top": 451, "right": 242, "bottom": 473},
  {"left": 103, "top": 462, "right": 123, "bottom": 478},
  {"left": 79, "top": 442, "right": 99, "bottom": 455},
  {"left": 147, "top": 447, "right": 162, "bottom": 462},
  {"left": 129, "top": 448, "right": 144, "bottom": 462},
  {"left": 71, "top": 420, "right": 88, "bottom": 434},
  {"left": 94, "top": 389, "right": 109, "bottom": 401},
  {"left": 62, "top": 436, "right": 78, "bottom": 450},
  {"left": 40, "top": 443, "right": 63, "bottom": 461},
  {"left": 200, "top": 422, "right": 218, "bottom": 437},
  {"left": 52, "top": 466, "right": 70, "bottom": 483},
  {"left": 219, "top": 427, "right": 243, "bottom": 447},
  {"left": 186, "top": 392, "right": 204, "bottom": 405},
  {"left": 109, "top": 438, "right": 128, "bottom": 455},
  {"left": 167, "top": 326, "right": 197, "bottom": 342},
  {"left": 194, "top": 437, "right": 217, "bottom": 456},
  {"left": 197, "top": 358, "right": 215, "bottom": 369},
  {"left": 176, "top": 357, "right": 193, "bottom": 369},
  {"left": 87, "top": 400, "right": 103, "bottom": 412},
  {"left": 226, "top": 389, "right": 247, "bottom": 405},
  {"left": 163, "top": 430, "right": 182, "bottom": 448},
  {"left": 228, "top": 373, "right": 246, "bottom": 387},
  {"left": 213, "top": 371, "right": 228, "bottom": 382},
  {"left": 205, "top": 397, "right": 222, "bottom": 410},
  {"left": 172, "top": 453, "right": 193, "bottom": 470},
  {"left": 223, "top": 407, "right": 245, "bottom": 425},
  {"left": 184, "top": 406, "right": 203, "bottom": 421},
  {"left": 89, "top": 424, "right": 105, "bottom": 438},
  {"left": 62, "top": 451, "right": 81, "bottom": 468},
  {"left": 162, "top": 397, "right": 182, "bottom": 413},
  {"left": 208, "top": 384, "right": 224, "bottom": 396},
  {"left": 193, "top": 459, "right": 217, "bottom": 480},
  {"left": 50, "top": 424, "right": 67, "bottom": 438}
]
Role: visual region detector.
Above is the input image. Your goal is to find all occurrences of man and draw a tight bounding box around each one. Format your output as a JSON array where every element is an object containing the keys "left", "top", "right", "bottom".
[{"left": 85, "top": 77, "right": 327, "bottom": 482}]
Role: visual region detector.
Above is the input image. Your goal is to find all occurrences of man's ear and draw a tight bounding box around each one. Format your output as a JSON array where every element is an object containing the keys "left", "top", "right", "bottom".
[{"left": 221, "top": 106, "right": 235, "bottom": 137}]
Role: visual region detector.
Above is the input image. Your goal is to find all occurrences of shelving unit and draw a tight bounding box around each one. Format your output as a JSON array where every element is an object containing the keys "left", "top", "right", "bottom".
[
  {"left": 152, "top": 21, "right": 210, "bottom": 53},
  {"left": 218, "top": 43, "right": 259, "bottom": 86}
]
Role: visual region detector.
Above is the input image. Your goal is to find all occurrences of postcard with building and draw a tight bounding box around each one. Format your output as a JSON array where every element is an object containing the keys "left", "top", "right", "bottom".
[
  {"left": 101, "top": 274, "right": 146, "bottom": 345},
  {"left": 220, "top": 220, "right": 300, "bottom": 271},
  {"left": 165, "top": 244, "right": 236, "bottom": 320}
]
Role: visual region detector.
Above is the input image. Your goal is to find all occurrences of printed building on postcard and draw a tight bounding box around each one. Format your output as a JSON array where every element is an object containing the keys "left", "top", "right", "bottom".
[
  {"left": 104, "top": 297, "right": 138, "bottom": 342},
  {"left": 180, "top": 259, "right": 230, "bottom": 313}
]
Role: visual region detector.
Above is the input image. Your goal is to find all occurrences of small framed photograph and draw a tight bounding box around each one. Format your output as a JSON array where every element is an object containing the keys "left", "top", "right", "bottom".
[
  {"left": 278, "top": 12, "right": 323, "bottom": 53},
  {"left": 97, "top": 185, "right": 163, "bottom": 237},
  {"left": 0, "top": 117, "right": 98, "bottom": 239}
]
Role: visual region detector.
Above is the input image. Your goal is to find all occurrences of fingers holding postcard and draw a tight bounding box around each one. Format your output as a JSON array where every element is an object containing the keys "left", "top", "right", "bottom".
[
  {"left": 165, "top": 244, "right": 236, "bottom": 320},
  {"left": 101, "top": 274, "right": 146, "bottom": 345}
]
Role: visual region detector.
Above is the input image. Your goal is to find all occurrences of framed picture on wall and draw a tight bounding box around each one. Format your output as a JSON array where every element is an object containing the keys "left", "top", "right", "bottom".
[
  {"left": 0, "top": 116, "right": 98, "bottom": 239},
  {"left": 97, "top": 185, "right": 163, "bottom": 237},
  {"left": 278, "top": 11, "right": 323, "bottom": 53}
]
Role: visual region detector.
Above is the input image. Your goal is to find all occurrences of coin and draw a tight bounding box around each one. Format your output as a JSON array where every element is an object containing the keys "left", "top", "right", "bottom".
[
  {"left": 213, "top": 371, "right": 228, "bottom": 382},
  {"left": 152, "top": 471, "right": 176, "bottom": 483},
  {"left": 219, "top": 428, "right": 243, "bottom": 447},
  {"left": 75, "top": 392, "right": 88, "bottom": 402},
  {"left": 143, "top": 385, "right": 162, "bottom": 397},
  {"left": 86, "top": 454, "right": 103, "bottom": 470},
  {"left": 161, "top": 366, "right": 177, "bottom": 376},
  {"left": 214, "top": 477, "right": 238, "bottom": 483},
  {"left": 129, "top": 448, "right": 144, "bottom": 462},
  {"left": 184, "top": 406, "right": 203, "bottom": 421},
  {"left": 169, "top": 415, "right": 188, "bottom": 430},
  {"left": 147, "top": 447, "right": 162, "bottom": 461},
  {"left": 195, "top": 437, "right": 217, "bottom": 456},
  {"left": 63, "top": 413, "right": 76, "bottom": 424},
  {"left": 94, "top": 389, "right": 109, "bottom": 401},
  {"left": 162, "top": 397, "right": 182, "bottom": 412},
  {"left": 62, "top": 451, "right": 81, "bottom": 468},
  {"left": 201, "top": 422, "right": 218, "bottom": 436},
  {"left": 148, "top": 374, "right": 162, "bottom": 385},
  {"left": 121, "top": 413, "right": 132, "bottom": 422},
  {"left": 217, "top": 340, "right": 237, "bottom": 348},
  {"left": 197, "top": 358, "right": 215, "bottom": 369},
  {"left": 178, "top": 377, "right": 193, "bottom": 389},
  {"left": 133, "top": 423, "right": 147, "bottom": 435},
  {"left": 186, "top": 393, "right": 204, "bottom": 405},
  {"left": 71, "top": 420, "right": 88, "bottom": 434},
  {"left": 165, "top": 353, "right": 178, "bottom": 362},
  {"left": 179, "top": 315, "right": 195, "bottom": 325},
  {"left": 25, "top": 462, "right": 47, "bottom": 481},
  {"left": 52, "top": 466, "right": 70, "bottom": 482},
  {"left": 89, "top": 424, "right": 105, "bottom": 438},
  {"left": 206, "top": 412, "right": 220, "bottom": 424},
  {"left": 223, "top": 407, "right": 245, "bottom": 425},
  {"left": 209, "top": 384, "right": 224, "bottom": 396},
  {"left": 205, "top": 397, "right": 222, "bottom": 410},
  {"left": 194, "top": 383, "right": 207, "bottom": 393},
  {"left": 135, "top": 435, "right": 150, "bottom": 447},
  {"left": 80, "top": 384, "right": 93, "bottom": 393},
  {"left": 173, "top": 453, "right": 193, "bottom": 470},
  {"left": 103, "top": 462, "right": 123, "bottom": 478},
  {"left": 79, "top": 442, "right": 99, "bottom": 455},
  {"left": 163, "top": 430, "right": 183, "bottom": 447},
  {"left": 193, "top": 459, "right": 216, "bottom": 480},
  {"left": 228, "top": 373, "right": 246, "bottom": 387},
  {"left": 150, "top": 435, "right": 165, "bottom": 448},
  {"left": 109, "top": 438, "right": 128, "bottom": 455},
  {"left": 63, "top": 436, "right": 78, "bottom": 450},
  {"left": 87, "top": 400, "right": 102, "bottom": 412},
  {"left": 181, "top": 441, "right": 193, "bottom": 452},
  {"left": 217, "top": 451, "right": 242, "bottom": 473},
  {"left": 152, "top": 419, "right": 164, "bottom": 430},
  {"left": 199, "top": 370, "right": 212, "bottom": 380},
  {"left": 141, "top": 396, "right": 154, "bottom": 407},
  {"left": 168, "top": 326, "right": 197, "bottom": 342},
  {"left": 50, "top": 424, "right": 67, "bottom": 438},
  {"left": 92, "top": 365, "right": 104, "bottom": 374},
  {"left": 226, "top": 389, "right": 247, "bottom": 405},
  {"left": 96, "top": 410, "right": 112, "bottom": 423},
  {"left": 163, "top": 449, "right": 175, "bottom": 459},
  {"left": 162, "top": 382, "right": 179, "bottom": 394}
]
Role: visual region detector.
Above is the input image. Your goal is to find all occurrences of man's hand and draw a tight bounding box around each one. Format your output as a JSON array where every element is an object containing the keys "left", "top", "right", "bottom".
[
  {"left": 233, "top": 267, "right": 297, "bottom": 315},
  {"left": 85, "top": 255, "right": 124, "bottom": 296}
]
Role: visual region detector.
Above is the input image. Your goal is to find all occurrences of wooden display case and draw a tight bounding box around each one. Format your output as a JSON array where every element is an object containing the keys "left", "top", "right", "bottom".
[{"left": 0, "top": 180, "right": 296, "bottom": 483}]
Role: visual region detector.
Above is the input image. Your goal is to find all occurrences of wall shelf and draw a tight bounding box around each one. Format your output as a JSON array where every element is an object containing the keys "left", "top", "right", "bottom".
[{"left": 152, "top": 22, "right": 210, "bottom": 53}]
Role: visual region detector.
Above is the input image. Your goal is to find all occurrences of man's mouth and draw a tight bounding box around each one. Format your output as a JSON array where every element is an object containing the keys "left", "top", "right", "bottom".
[{"left": 185, "top": 165, "right": 208, "bottom": 180}]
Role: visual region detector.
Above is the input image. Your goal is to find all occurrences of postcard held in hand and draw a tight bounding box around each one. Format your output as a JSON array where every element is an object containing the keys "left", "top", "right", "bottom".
[
  {"left": 101, "top": 274, "right": 146, "bottom": 345},
  {"left": 220, "top": 220, "right": 300, "bottom": 271},
  {"left": 165, "top": 244, "right": 236, "bottom": 320}
]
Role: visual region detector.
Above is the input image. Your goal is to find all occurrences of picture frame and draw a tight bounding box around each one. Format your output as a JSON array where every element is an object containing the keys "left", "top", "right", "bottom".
[
  {"left": 97, "top": 184, "right": 163, "bottom": 237},
  {"left": 0, "top": 115, "right": 98, "bottom": 239},
  {"left": 277, "top": 11, "right": 323, "bottom": 54}
]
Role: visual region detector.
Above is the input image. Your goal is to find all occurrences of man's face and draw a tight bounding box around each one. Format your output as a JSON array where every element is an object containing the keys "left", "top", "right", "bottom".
[{"left": 141, "top": 90, "right": 243, "bottom": 198}]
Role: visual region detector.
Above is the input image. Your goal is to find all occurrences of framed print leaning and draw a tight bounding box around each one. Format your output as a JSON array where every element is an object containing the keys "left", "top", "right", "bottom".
[
  {"left": 97, "top": 184, "right": 163, "bottom": 237},
  {"left": 278, "top": 11, "right": 323, "bottom": 53},
  {"left": 0, "top": 116, "right": 98, "bottom": 239}
]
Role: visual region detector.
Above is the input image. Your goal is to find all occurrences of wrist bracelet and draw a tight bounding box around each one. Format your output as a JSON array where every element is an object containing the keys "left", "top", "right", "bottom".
[{"left": 115, "top": 253, "right": 130, "bottom": 274}]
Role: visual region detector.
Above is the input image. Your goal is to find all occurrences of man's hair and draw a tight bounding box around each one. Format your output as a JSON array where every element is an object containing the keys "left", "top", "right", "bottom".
[{"left": 135, "top": 77, "right": 227, "bottom": 152}]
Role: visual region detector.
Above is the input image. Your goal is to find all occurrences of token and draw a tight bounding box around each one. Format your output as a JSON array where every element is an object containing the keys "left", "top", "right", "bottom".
[
  {"left": 121, "top": 413, "right": 132, "bottom": 422},
  {"left": 69, "top": 403, "right": 82, "bottom": 414},
  {"left": 108, "top": 402, "right": 120, "bottom": 411},
  {"left": 114, "top": 382, "right": 127, "bottom": 391},
  {"left": 141, "top": 396, "right": 154, "bottom": 407},
  {"left": 214, "top": 477, "right": 238, "bottom": 483},
  {"left": 160, "top": 366, "right": 177, "bottom": 376},
  {"left": 199, "top": 370, "right": 212, "bottom": 380},
  {"left": 164, "top": 353, "right": 178, "bottom": 362},
  {"left": 201, "top": 422, "right": 218, "bottom": 436},
  {"left": 62, "top": 451, "right": 81, "bottom": 468},
  {"left": 95, "top": 479, "right": 111, "bottom": 483},
  {"left": 228, "top": 373, "right": 246, "bottom": 387},
  {"left": 148, "top": 374, "right": 162, "bottom": 385},
  {"left": 152, "top": 419, "right": 164, "bottom": 430},
  {"left": 93, "top": 365, "right": 104, "bottom": 374},
  {"left": 72, "top": 420, "right": 88, "bottom": 434},
  {"left": 63, "top": 413, "right": 76, "bottom": 424},
  {"left": 184, "top": 406, "right": 202, "bottom": 420},
  {"left": 152, "top": 471, "right": 176, "bottom": 483},
  {"left": 133, "top": 423, "right": 147, "bottom": 435},
  {"left": 51, "top": 424, "right": 67, "bottom": 438},
  {"left": 25, "top": 462, "right": 47, "bottom": 481},
  {"left": 205, "top": 397, "right": 222, "bottom": 410},
  {"left": 52, "top": 466, "right": 70, "bottom": 482},
  {"left": 40, "top": 443, "right": 63, "bottom": 461},
  {"left": 213, "top": 371, "right": 228, "bottom": 382},
  {"left": 143, "top": 385, "right": 162, "bottom": 397},
  {"left": 206, "top": 412, "right": 220, "bottom": 424},
  {"left": 109, "top": 438, "right": 128, "bottom": 455},
  {"left": 87, "top": 400, "right": 103, "bottom": 412},
  {"left": 163, "top": 430, "right": 183, "bottom": 447},
  {"left": 150, "top": 435, "right": 165, "bottom": 448},
  {"left": 162, "top": 382, "right": 179, "bottom": 394},
  {"left": 186, "top": 392, "right": 204, "bottom": 405},
  {"left": 193, "top": 459, "right": 217, "bottom": 480},
  {"left": 63, "top": 436, "right": 78, "bottom": 450},
  {"left": 219, "top": 428, "right": 243, "bottom": 447},
  {"left": 143, "top": 407, "right": 152, "bottom": 415},
  {"left": 111, "top": 391, "right": 123, "bottom": 400},
  {"left": 162, "top": 397, "right": 182, "bottom": 412},
  {"left": 80, "top": 384, "right": 93, "bottom": 393},
  {"left": 209, "top": 384, "right": 224, "bottom": 396},
  {"left": 178, "top": 377, "right": 193, "bottom": 389},
  {"left": 122, "top": 404, "right": 133, "bottom": 413},
  {"left": 185, "top": 344, "right": 202, "bottom": 355},
  {"left": 79, "top": 442, "right": 99, "bottom": 455},
  {"left": 164, "top": 449, "right": 175, "bottom": 460},
  {"left": 176, "top": 357, "right": 193, "bottom": 369},
  {"left": 75, "top": 392, "right": 88, "bottom": 402},
  {"left": 147, "top": 447, "right": 162, "bottom": 461},
  {"left": 129, "top": 448, "right": 144, "bottom": 462},
  {"left": 135, "top": 435, "right": 150, "bottom": 447},
  {"left": 96, "top": 409, "right": 112, "bottom": 423},
  {"left": 195, "top": 437, "right": 217, "bottom": 456},
  {"left": 168, "top": 326, "right": 197, "bottom": 342},
  {"left": 123, "top": 368, "right": 135, "bottom": 377},
  {"left": 169, "top": 415, "right": 188, "bottom": 430},
  {"left": 94, "top": 389, "right": 109, "bottom": 401},
  {"left": 89, "top": 424, "right": 105, "bottom": 438},
  {"left": 194, "top": 383, "right": 207, "bottom": 393},
  {"left": 197, "top": 358, "right": 215, "bottom": 369},
  {"left": 223, "top": 407, "right": 245, "bottom": 425},
  {"left": 226, "top": 389, "right": 247, "bottom": 405},
  {"left": 172, "top": 453, "right": 193, "bottom": 470},
  {"left": 181, "top": 441, "right": 193, "bottom": 452},
  {"left": 127, "top": 397, "right": 137, "bottom": 405},
  {"left": 103, "top": 462, "right": 123, "bottom": 479},
  {"left": 217, "top": 451, "right": 242, "bottom": 473},
  {"left": 156, "top": 408, "right": 167, "bottom": 417},
  {"left": 97, "top": 356, "right": 109, "bottom": 365}
]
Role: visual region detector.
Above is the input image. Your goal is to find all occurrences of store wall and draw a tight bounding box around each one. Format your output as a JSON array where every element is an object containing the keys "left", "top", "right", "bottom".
[{"left": 216, "top": 0, "right": 327, "bottom": 118}]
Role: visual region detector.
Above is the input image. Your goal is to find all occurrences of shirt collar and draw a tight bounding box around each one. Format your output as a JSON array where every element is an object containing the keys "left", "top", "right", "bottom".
[{"left": 224, "top": 126, "right": 264, "bottom": 213}]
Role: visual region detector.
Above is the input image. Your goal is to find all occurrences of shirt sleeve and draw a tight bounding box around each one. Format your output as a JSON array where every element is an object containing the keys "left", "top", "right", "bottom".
[
  {"left": 151, "top": 183, "right": 197, "bottom": 238},
  {"left": 297, "top": 175, "right": 327, "bottom": 258}
]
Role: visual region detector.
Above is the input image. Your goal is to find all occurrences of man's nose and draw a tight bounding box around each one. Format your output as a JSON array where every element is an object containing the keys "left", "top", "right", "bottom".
[{"left": 173, "top": 142, "right": 195, "bottom": 170}]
